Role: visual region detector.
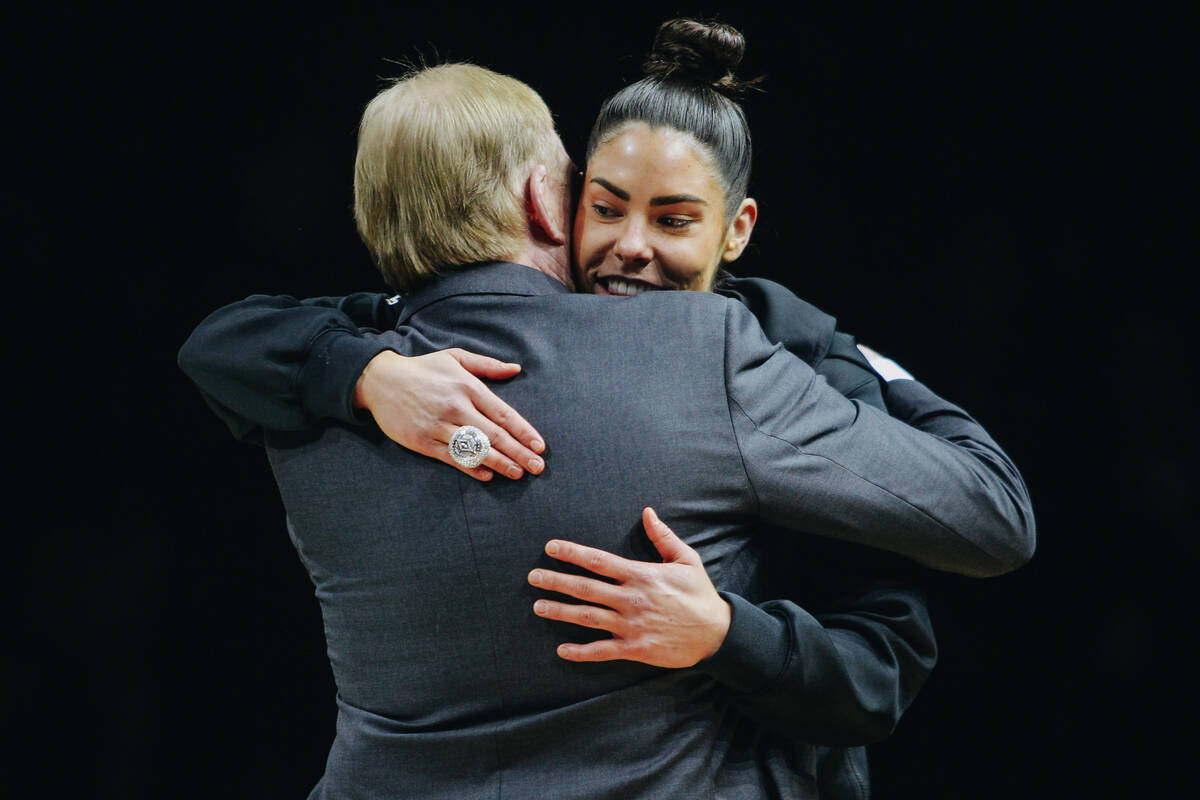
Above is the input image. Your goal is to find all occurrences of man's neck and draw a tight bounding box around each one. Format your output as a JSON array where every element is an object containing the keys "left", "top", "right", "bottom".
[{"left": 511, "top": 246, "right": 575, "bottom": 291}]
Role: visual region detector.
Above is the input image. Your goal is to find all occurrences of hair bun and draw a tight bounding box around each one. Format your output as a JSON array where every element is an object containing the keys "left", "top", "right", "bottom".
[{"left": 644, "top": 18, "right": 757, "bottom": 96}]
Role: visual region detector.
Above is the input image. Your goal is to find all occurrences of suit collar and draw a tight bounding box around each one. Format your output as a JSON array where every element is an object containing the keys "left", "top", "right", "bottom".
[{"left": 397, "top": 261, "right": 572, "bottom": 325}]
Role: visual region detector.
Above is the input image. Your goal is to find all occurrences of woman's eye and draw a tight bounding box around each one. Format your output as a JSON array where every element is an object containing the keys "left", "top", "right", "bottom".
[
  {"left": 659, "top": 217, "right": 692, "bottom": 229},
  {"left": 592, "top": 204, "right": 620, "bottom": 218}
]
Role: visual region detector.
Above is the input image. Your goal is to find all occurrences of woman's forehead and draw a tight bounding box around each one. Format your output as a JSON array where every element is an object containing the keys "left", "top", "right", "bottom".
[{"left": 589, "top": 123, "right": 721, "bottom": 194}]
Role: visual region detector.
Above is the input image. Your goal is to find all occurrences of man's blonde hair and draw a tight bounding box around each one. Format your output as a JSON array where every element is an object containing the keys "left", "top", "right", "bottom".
[{"left": 354, "top": 63, "right": 562, "bottom": 292}]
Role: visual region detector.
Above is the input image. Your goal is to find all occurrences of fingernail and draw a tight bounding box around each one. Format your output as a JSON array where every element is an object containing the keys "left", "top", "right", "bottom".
[
  {"left": 545, "top": 541, "right": 559, "bottom": 555},
  {"left": 529, "top": 570, "right": 543, "bottom": 584},
  {"left": 530, "top": 440, "right": 545, "bottom": 454},
  {"left": 534, "top": 600, "right": 548, "bottom": 615},
  {"left": 507, "top": 465, "right": 523, "bottom": 479},
  {"left": 527, "top": 457, "right": 543, "bottom": 474}
]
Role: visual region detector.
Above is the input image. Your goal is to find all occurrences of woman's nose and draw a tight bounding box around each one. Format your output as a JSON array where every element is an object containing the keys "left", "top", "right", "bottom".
[{"left": 613, "top": 217, "right": 653, "bottom": 266}]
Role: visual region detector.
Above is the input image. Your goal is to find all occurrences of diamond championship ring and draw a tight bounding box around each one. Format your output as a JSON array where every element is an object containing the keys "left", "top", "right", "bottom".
[{"left": 448, "top": 425, "right": 490, "bottom": 469}]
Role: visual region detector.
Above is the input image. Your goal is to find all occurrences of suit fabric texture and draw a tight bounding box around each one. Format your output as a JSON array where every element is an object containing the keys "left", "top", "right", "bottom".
[
  {"left": 252, "top": 261, "right": 1033, "bottom": 799},
  {"left": 183, "top": 272, "right": 940, "bottom": 798}
]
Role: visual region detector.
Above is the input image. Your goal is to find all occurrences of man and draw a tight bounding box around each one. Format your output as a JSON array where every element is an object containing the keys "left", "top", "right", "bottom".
[{"left": 181, "top": 63, "right": 1033, "bottom": 798}]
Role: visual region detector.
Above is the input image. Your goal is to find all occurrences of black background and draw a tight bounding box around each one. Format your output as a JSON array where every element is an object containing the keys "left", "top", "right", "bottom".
[{"left": 20, "top": 3, "right": 1191, "bottom": 797}]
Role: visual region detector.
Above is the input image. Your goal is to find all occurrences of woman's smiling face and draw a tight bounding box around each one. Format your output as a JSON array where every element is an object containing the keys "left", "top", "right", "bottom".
[{"left": 573, "top": 123, "right": 755, "bottom": 295}]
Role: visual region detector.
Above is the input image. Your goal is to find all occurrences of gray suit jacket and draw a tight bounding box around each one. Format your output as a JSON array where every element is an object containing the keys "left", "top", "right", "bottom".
[{"left": 262, "top": 261, "right": 1033, "bottom": 799}]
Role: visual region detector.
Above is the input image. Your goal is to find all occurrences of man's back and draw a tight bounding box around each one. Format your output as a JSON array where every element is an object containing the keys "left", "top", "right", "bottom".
[
  {"left": 269, "top": 264, "right": 773, "bottom": 798},
  {"left": 266, "top": 261, "right": 1032, "bottom": 799}
]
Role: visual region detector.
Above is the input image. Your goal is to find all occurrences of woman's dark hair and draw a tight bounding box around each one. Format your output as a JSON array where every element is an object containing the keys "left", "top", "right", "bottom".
[{"left": 585, "top": 18, "right": 761, "bottom": 221}]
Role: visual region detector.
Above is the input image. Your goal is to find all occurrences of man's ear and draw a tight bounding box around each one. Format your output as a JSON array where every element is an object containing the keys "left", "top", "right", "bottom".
[
  {"left": 527, "top": 164, "right": 567, "bottom": 245},
  {"left": 721, "top": 198, "right": 758, "bottom": 263}
]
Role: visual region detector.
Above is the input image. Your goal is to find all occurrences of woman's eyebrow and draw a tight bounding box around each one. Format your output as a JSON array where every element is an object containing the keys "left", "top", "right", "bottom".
[
  {"left": 590, "top": 177, "right": 629, "bottom": 201},
  {"left": 590, "top": 177, "right": 707, "bottom": 207},
  {"left": 650, "top": 193, "right": 706, "bottom": 206}
]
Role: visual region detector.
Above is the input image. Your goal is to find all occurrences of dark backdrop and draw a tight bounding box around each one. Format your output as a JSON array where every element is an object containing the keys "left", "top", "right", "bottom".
[{"left": 21, "top": 3, "right": 1190, "bottom": 797}]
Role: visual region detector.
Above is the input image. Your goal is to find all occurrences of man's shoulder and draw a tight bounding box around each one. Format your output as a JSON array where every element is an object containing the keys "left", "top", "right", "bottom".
[
  {"left": 538, "top": 290, "right": 773, "bottom": 353},
  {"left": 547, "top": 288, "right": 742, "bottom": 321},
  {"left": 548, "top": 290, "right": 768, "bottom": 352}
]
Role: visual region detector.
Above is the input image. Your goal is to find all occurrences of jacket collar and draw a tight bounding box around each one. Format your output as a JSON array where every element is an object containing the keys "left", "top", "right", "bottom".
[{"left": 396, "top": 261, "right": 572, "bottom": 325}]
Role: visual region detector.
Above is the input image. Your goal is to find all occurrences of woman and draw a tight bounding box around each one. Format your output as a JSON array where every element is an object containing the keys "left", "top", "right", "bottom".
[
  {"left": 572, "top": 18, "right": 891, "bottom": 410},
  {"left": 180, "top": 19, "right": 967, "bottom": 797}
]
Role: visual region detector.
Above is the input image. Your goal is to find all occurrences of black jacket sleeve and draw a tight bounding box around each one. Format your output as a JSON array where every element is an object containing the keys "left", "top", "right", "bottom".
[
  {"left": 700, "top": 578, "right": 936, "bottom": 745},
  {"left": 177, "top": 292, "right": 400, "bottom": 440}
]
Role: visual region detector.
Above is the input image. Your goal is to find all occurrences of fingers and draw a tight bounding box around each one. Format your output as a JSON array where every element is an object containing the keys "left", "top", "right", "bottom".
[
  {"left": 447, "top": 460, "right": 495, "bottom": 482},
  {"left": 542, "top": 540, "right": 634, "bottom": 581},
  {"left": 469, "top": 383, "right": 546, "bottom": 456},
  {"left": 532, "top": 598, "right": 620, "bottom": 633},
  {"left": 640, "top": 507, "right": 699, "bottom": 565},
  {"left": 554, "top": 639, "right": 628, "bottom": 663},
  {"left": 413, "top": 435, "right": 496, "bottom": 482},
  {"left": 460, "top": 391, "right": 546, "bottom": 474},
  {"left": 363, "top": 348, "right": 545, "bottom": 482},
  {"left": 448, "top": 348, "right": 523, "bottom": 380},
  {"left": 447, "top": 348, "right": 545, "bottom": 456},
  {"left": 528, "top": 567, "right": 625, "bottom": 608},
  {"left": 440, "top": 349, "right": 547, "bottom": 477},
  {"left": 438, "top": 419, "right": 540, "bottom": 481}
]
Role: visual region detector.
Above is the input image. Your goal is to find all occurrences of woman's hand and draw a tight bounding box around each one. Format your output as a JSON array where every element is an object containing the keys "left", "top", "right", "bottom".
[
  {"left": 353, "top": 349, "right": 546, "bottom": 481},
  {"left": 527, "top": 507, "right": 732, "bottom": 668}
]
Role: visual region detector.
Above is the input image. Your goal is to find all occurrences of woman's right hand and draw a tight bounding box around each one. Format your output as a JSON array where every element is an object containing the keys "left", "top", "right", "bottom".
[
  {"left": 353, "top": 349, "right": 546, "bottom": 481},
  {"left": 527, "top": 507, "right": 732, "bottom": 668}
]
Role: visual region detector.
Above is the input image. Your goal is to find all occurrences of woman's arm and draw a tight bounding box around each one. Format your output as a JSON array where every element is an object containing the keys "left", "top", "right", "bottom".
[
  {"left": 528, "top": 508, "right": 936, "bottom": 745},
  {"left": 704, "top": 584, "right": 935, "bottom": 744},
  {"left": 178, "top": 293, "right": 401, "bottom": 438},
  {"left": 178, "top": 292, "right": 546, "bottom": 480}
]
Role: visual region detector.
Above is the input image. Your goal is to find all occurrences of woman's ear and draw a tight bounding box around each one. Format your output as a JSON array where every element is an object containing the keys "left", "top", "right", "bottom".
[
  {"left": 721, "top": 198, "right": 758, "bottom": 262},
  {"left": 527, "top": 164, "right": 568, "bottom": 245}
]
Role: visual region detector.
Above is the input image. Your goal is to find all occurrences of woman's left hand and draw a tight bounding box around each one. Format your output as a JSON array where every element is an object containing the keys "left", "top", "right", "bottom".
[
  {"left": 354, "top": 348, "right": 546, "bottom": 481},
  {"left": 527, "top": 507, "right": 732, "bottom": 668}
]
